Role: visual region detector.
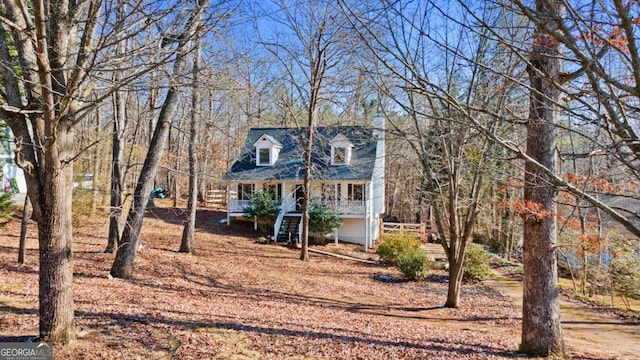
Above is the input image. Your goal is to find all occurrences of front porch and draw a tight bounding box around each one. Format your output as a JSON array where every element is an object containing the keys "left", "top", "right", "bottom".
[
  {"left": 225, "top": 181, "right": 377, "bottom": 248},
  {"left": 226, "top": 181, "right": 368, "bottom": 216}
]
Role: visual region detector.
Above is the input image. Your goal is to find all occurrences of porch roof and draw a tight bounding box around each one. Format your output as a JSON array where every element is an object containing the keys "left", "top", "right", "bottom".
[{"left": 222, "top": 126, "right": 377, "bottom": 182}]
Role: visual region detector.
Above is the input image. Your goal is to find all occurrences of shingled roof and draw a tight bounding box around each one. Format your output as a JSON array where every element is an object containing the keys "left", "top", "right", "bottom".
[{"left": 222, "top": 126, "right": 377, "bottom": 182}]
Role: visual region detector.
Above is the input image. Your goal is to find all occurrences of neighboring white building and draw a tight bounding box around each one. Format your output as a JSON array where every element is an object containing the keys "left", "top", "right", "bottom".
[
  {"left": 1, "top": 126, "right": 27, "bottom": 193},
  {"left": 2, "top": 164, "right": 27, "bottom": 193},
  {"left": 222, "top": 117, "right": 385, "bottom": 249}
]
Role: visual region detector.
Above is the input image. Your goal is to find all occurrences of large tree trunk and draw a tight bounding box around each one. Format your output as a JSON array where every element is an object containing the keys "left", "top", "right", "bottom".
[
  {"left": 520, "top": 0, "right": 565, "bottom": 356},
  {"left": 111, "top": 1, "right": 208, "bottom": 279},
  {"left": 180, "top": 36, "right": 201, "bottom": 254},
  {"left": 37, "top": 130, "right": 76, "bottom": 343}
]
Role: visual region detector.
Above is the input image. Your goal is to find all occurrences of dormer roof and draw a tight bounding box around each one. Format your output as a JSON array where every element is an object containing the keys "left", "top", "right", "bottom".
[
  {"left": 253, "top": 134, "right": 282, "bottom": 148},
  {"left": 330, "top": 133, "right": 354, "bottom": 147}
]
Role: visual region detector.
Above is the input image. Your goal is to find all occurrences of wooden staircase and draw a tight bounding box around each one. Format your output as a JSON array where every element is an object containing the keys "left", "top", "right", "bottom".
[{"left": 277, "top": 215, "right": 301, "bottom": 243}]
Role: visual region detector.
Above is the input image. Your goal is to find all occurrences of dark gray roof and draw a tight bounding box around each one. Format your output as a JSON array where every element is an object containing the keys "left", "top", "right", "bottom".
[{"left": 222, "top": 126, "right": 377, "bottom": 182}]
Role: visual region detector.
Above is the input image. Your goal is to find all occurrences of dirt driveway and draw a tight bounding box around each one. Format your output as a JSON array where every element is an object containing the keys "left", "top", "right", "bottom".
[{"left": 423, "top": 243, "right": 640, "bottom": 358}]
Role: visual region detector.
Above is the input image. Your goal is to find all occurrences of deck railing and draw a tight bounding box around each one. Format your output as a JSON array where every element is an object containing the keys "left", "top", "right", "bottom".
[
  {"left": 228, "top": 199, "right": 365, "bottom": 215},
  {"left": 228, "top": 199, "right": 252, "bottom": 213},
  {"left": 331, "top": 200, "right": 365, "bottom": 214}
]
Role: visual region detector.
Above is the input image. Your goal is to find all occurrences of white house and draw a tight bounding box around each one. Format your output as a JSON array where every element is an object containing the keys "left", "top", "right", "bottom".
[
  {"left": 222, "top": 116, "right": 385, "bottom": 249},
  {"left": 1, "top": 126, "right": 27, "bottom": 193}
]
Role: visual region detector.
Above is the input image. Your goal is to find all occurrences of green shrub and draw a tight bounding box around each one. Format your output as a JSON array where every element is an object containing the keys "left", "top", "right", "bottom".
[
  {"left": 9, "top": 178, "right": 18, "bottom": 193},
  {"left": 397, "top": 248, "right": 429, "bottom": 280},
  {"left": 242, "top": 189, "right": 281, "bottom": 235},
  {"left": 0, "top": 191, "right": 13, "bottom": 226},
  {"left": 610, "top": 254, "right": 640, "bottom": 308},
  {"left": 309, "top": 200, "right": 342, "bottom": 245},
  {"left": 463, "top": 245, "right": 492, "bottom": 282},
  {"left": 376, "top": 233, "right": 421, "bottom": 265}
]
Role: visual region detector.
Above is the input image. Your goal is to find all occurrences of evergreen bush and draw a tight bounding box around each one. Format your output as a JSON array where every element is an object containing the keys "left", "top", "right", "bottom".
[
  {"left": 397, "top": 247, "right": 429, "bottom": 280},
  {"left": 376, "top": 232, "right": 421, "bottom": 265},
  {"left": 309, "top": 200, "right": 342, "bottom": 245},
  {"left": 243, "top": 189, "right": 281, "bottom": 235},
  {"left": 463, "top": 244, "right": 492, "bottom": 282}
]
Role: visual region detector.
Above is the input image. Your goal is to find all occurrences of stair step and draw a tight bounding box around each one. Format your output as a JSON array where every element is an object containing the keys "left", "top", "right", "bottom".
[{"left": 277, "top": 216, "right": 301, "bottom": 242}]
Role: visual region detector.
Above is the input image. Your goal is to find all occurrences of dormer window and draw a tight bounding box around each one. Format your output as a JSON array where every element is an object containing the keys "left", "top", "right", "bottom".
[
  {"left": 333, "top": 147, "right": 346, "bottom": 164},
  {"left": 330, "top": 134, "right": 353, "bottom": 165},
  {"left": 258, "top": 148, "right": 270, "bottom": 164},
  {"left": 253, "top": 134, "right": 282, "bottom": 166}
]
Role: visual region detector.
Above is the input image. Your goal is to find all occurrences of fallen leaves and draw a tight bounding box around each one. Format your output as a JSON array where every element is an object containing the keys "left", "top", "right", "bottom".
[{"left": 0, "top": 205, "right": 632, "bottom": 359}]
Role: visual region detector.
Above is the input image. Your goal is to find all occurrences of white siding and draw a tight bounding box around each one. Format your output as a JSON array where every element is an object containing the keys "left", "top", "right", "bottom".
[
  {"left": 372, "top": 113, "right": 385, "bottom": 214},
  {"left": 337, "top": 218, "right": 367, "bottom": 245}
]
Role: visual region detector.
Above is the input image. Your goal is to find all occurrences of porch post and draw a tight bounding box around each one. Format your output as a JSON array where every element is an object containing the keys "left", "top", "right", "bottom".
[
  {"left": 364, "top": 183, "right": 370, "bottom": 252},
  {"left": 253, "top": 183, "right": 258, "bottom": 230},
  {"left": 282, "top": 182, "right": 287, "bottom": 213},
  {"left": 226, "top": 184, "right": 230, "bottom": 226}
]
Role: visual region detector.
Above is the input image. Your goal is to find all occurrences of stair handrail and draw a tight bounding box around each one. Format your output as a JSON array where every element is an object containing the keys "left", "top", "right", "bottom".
[{"left": 273, "top": 210, "right": 286, "bottom": 240}]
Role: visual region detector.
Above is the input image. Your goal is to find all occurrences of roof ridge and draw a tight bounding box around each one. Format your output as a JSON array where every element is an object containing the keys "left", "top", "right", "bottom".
[{"left": 248, "top": 125, "right": 369, "bottom": 131}]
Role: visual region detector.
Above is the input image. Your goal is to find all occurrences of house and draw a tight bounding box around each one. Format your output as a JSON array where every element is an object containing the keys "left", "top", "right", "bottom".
[
  {"left": 1, "top": 126, "right": 27, "bottom": 193},
  {"left": 222, "top": 115, "right": 385, "bottom": 249}
]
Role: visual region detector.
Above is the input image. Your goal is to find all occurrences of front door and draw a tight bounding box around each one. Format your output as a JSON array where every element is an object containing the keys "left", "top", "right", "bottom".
[{"left": 294, "top": 184, "right": 304, "bottom": 212}]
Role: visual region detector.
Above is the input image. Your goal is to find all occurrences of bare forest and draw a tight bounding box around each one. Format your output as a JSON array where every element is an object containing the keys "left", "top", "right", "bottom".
[{"left": 1, "top": 0, "right": 639, "bottom": 358}]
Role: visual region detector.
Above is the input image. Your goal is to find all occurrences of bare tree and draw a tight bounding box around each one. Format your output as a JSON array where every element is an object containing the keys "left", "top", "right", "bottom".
[
  {"left": 341, "top": 0, "right": 524, "bottom": 308},
  {"left": 257, "top": 0, "right": 356, "bottom": 260},
  {"left": 343, "top": 0, "right": 640, "bottom": 355},
  {"left": 0, "top": 0, "right": 111, "bottom": 342},
  {"left": 0, "top": 0, "right": 213, "bottom": 341},
  {"left": 180, "top": 35, "right": 202, "bottom": 254},
  {"left": 515, "top": 1, "right": 566, "bottom": 354},
  {"left": 110, "top": 0, "right": 210, "bottom": 278},
  {"left": 106, "top": 0, "right": 128, "bottom": 253}
]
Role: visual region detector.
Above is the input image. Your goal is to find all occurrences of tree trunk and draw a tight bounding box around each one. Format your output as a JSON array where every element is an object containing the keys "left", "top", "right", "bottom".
[
  {"left": 106, "top": 2, "right": 128, "bottom": 253},
  {"left": 110, "top": 115, "right": 172, "bottom": 278},
  {"left": 111, "top": 1, "right": 208, "bottom": 279},
  {"left": 300, "top": 128, "right": 313, "bottom": 261},
  {"left": 445, "top": 258, "right": 464, "bottom": 308},
  {"left": 37, "top": 131, "right": 76, "bottom": 343},
  {"left": 18, "top": 194, "right": 30, "bottom": 264},
  {"left": 520, "top": 0, "right": 565, "bottom": 355},
  {"left": 106, "top": 83, "right": 126, "bottom": 254},
  {"left": 180, "top": 36, "right": 201, "bottom": 254},
  {"left": 434, "top": 202, "right": 463, "bottom": 308}
]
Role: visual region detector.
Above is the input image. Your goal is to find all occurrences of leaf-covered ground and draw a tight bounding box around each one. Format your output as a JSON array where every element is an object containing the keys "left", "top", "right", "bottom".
[{"left": 0, "top": 204, "right": 636, "bottom": 359}]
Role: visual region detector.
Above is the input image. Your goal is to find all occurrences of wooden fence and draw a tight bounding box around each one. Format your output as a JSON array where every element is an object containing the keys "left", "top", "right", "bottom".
[
  {"left": 380, "top": 221, "right": 434, "bottom": 242},
  {"left": 203, "top": 190, "right": 236, "bottom": 208}
]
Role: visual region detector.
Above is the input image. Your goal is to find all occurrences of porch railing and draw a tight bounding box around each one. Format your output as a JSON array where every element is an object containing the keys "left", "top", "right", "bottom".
[
  {"left": 331, "top": 200, "right": 365, "bottom": 214},
  {"left": 228, "top": 199, "right": 252, "bottom": 213},
  {"left": 228, "top": 199, "right": 365, "bottom": 215}
]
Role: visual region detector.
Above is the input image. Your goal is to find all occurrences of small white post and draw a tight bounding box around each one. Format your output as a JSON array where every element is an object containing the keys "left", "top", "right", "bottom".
[{"left": 226, "top": 184, "right": 230, "bottom": 226}]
